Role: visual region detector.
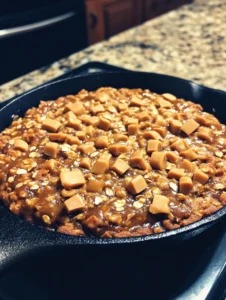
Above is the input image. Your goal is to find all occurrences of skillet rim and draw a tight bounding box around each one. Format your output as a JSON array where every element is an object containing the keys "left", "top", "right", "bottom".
[
  {"left": 0, "top": 71, "right": 226, "bottom": 245},
  {"left": 2, "top": 70, "right": 226, "bottom": 114}
]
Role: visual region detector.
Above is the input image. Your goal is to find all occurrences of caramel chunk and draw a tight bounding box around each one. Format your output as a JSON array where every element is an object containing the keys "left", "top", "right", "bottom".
[
  {"left": 168, "top": 168, "right": 185, "bottom": 180},
  {"left": 14, "top": 139, "right": 28, "bottom": 152},
  {"left": 152, "top": 126, "right": 167, "bottom": 138},
  {"left": 147, "top": 140, "right": 162, "bottom": 154},
  {"left": 193, "top": 169, "right": 209, "bottom": 185},
  {"left": 158, "top": 98, "right": 172, "bottom": 108},
  {"left": 126, "top": 175, "right": 147, "bottom": 195},
  {"left": 128, "top": 123, "right": 139, "bottom": 135},
  {"left": 108, "top": 144, "right": 129, "bottom": 156},
  {"left": 149, "top": 151, "right": 167, "bottom": 170},
  {"left": 64, "top": 194, "right": 85, "bottom": 213},
  {"left": 180, "top": 149, "right": 198, "bottom": 161},
  {"left": 197, "top": 127, "right": 212, "bottom": 142},
  {"left": 138, "top": 111, "right": 150, "bottom": 122},
  {"left": 171, "top": 139, "right": 188, "bottom": 152},
  {"left": 111, "top": 158, "right": 130, "bottom": 175},
  {"left": 85, "top": 126, "right": 94, "bottom": 137},
  {"left": 195, "top": 113, "right": 220, "bottom": 127},
  {"left": 143, "top": 131, "right": 161, "bottom": 140},
  {"left": 87, "top": 116, "right": 99, "bottom": 127},
  {"left": 162, "top": 93, "right": 176, "bottom": 101},
  {"left": 97, "top": 93, "right": 110, "bottom": 103},
  {"left": 118, "top": 103, "right": 127, "bottom": 111},
  {"left": 76, "top": 131, "right": 86, "bottom": 140},
  {"left": 139, "top": 121, "right": 152, "bottom": 130},
  {"left": 154, "top": 115, "right": 167, "bottom": 126},
  {"left": 91, "top": 153, "right": 112, "bottom": 174},
  {"left": 95, "top": 136, "right": 108, "bottom": 149},
  {"left": 98, "top": 117, "right": 111, "bottom": 131},
  {"left": 179, "top": 177, "right": 193, "bottom": 195},
  {"left": 65, "top": 102, "right": 86, "bottom": 116},
  {"left": 181, "top": 119, "right": 200, "bottom": 136},
  {"left": 49, "top": 133, "right": 67, "bottom": 142},
  {"left": 149, "top": 195, "right": 170, "bottom": 214},
  {"left": 195, "top": 115, "right": 212, "bottom": 126},
  {"left": 78, "top": 143, "right": 95, "bottom": 154},
  {"left": 60, "top": 170, "right": 85, "bottom": 188},
  {"left": 166, "top": 151, "right": 180, "bottom": 164},
  {"left": 125, "top": 117, "right": 138, "bottom": 125},
  {"left": 42, "top": 118, "right": 61, "bottom": 132},
  {"left": 129, "top": 150, "right": 149, "bottom": 170},
  {"left": 42, "top": 159, "right": 58, "bottom": 172},
  {"left": 113, "top": 134, "right": 128, "bottom": 142},
  {"left": 80, "top": 157, "right": 91, "bottom": 169},
  {"left": 91, "top": 104, "right": 105, "bottom": 115},
  {"left": 179, "top": 159, "right": 195, "bottom": 172},
  {"left": 43, "top": 142, "right": 59, "bottom": 158},
  {"left": 66, "top": 95, "right": 77, "bottom": 102},
  {"left": 130, "top": 96, "right": 143, "bottom": 107},
  {"left": 86, "top": 179, "right": 105, "bottom": 193},
  {"left": 169, "top": 120, "right": 182, "bottom": 135},
  {"left": 66, "top": 111, "right": 81, "bottom": 129},
  {"left": 66, "top": 136, "right": 80, "bottom": 145},
  {"left": 80, "top": 114, "right": 90, "bottom": 124},
  {"left": 100, "top": 152, "right": 112, "bottom": 163}
]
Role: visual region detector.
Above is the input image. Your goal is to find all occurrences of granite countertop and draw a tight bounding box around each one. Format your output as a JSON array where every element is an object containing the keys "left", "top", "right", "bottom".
[{"left": 0, "top": 0, "right": 225, "bottom": 103}]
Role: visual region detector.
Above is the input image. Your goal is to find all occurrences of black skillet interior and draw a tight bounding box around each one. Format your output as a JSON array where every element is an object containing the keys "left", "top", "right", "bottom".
[{"left": 0, "top": 71, "right": 226, "bottom": 270}]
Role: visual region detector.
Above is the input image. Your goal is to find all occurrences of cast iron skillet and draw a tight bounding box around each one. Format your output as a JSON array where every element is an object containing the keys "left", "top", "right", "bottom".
[{"left": 0, "top": 72, "right": 226, "bottom": 269}]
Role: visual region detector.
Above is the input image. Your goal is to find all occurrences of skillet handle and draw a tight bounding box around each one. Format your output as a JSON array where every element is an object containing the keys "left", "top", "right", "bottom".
[
  {"left": 0, "top": 206, "right": 40, "bottom": 269},
  {"left": 0, "top": 205, "right": 80, "bottom": 271}
]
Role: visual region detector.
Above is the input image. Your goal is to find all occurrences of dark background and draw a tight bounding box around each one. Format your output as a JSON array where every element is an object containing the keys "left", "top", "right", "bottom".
[
  {"left": 0, "top": 0, "right": 192, "bottom": 85},
  {"left": 0, "top": 0, "right": 87, "bottom": 84}
]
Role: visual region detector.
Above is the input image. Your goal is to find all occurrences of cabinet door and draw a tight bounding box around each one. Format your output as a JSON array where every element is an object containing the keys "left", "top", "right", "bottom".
[
  {"left": 86, "top": 0, "right": 142, "bottom": 45},
  {"left": 143, "top": 0, "right": 166, "bottom": 21},
  {"left": 143, "top": 0, "right": 193, "bottom": 21},
  {"left": 166, "top": 0, "right": 193, "bottom": 10},
  {"left": 104, "top": 0, "right": 142, "bottom": 38}
]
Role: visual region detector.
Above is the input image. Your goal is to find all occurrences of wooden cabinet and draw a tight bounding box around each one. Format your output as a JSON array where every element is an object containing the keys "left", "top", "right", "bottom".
[
  {"left": 86, "top": 0, "right": 142, "bottom": 44},
  {"left": 86, "top": 0, "right": 193, "bottom": 45},
  {"left": 104, "top": 0, "right": 142, "bottom": 38},
  {"left": 142, "top": 0, "right": 193, "bottom": 21}
]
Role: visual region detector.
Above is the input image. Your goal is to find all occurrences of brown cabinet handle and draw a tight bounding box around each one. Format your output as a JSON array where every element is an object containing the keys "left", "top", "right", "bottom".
[{"left": 90, "top": 13, "right": 98, "bottom": 29}]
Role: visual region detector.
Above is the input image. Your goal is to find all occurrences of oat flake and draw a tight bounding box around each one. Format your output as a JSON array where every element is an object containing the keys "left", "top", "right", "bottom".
[{"left": 16, "top": 169, "right": 27, "bottom": 175}]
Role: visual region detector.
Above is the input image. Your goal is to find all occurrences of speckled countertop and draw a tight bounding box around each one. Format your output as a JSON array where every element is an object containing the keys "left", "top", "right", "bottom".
[{"left": 0, "top": 0, "right": 225, "bottom": 102}]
